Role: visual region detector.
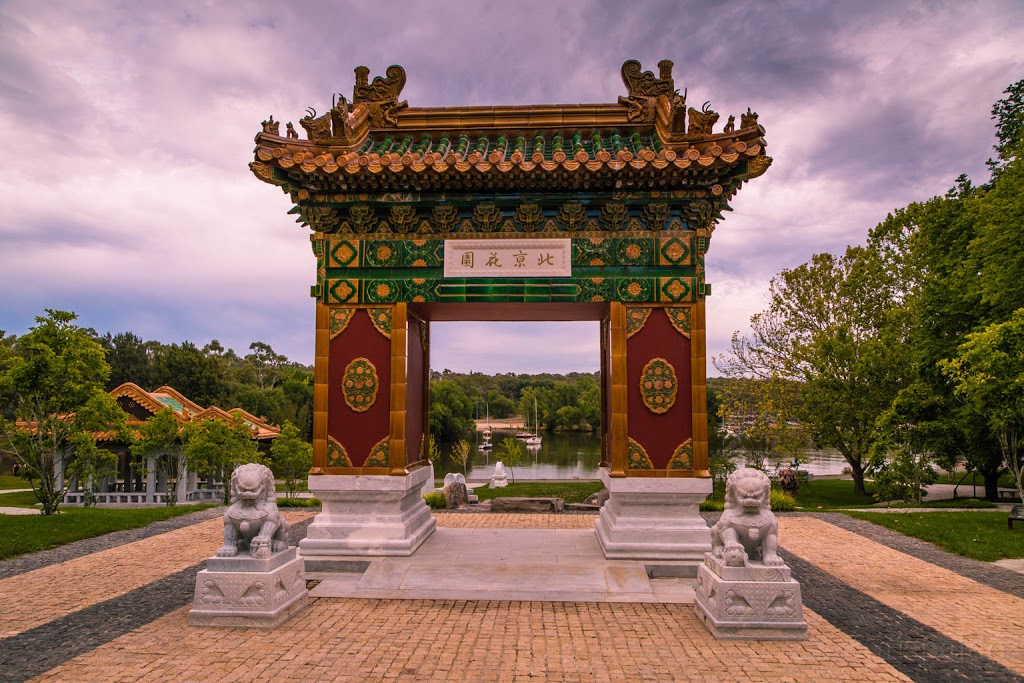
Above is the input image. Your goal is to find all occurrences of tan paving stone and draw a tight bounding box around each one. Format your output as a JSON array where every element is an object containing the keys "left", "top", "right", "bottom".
[
  {"left": 434, "top": 513, "right": 596, "bottom": 529},
  {"left": 0, "top": 510, "right": 314, "bottom": 638},
  {"left": 30, "top": 600, "right": 910, "bottom": 683},
  {"left": 780, "top": 516, "right": 1024, "bottom": 675}
]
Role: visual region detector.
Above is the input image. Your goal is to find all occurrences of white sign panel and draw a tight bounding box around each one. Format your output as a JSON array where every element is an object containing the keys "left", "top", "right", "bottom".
[{"left": 443, "top": 239, "right": 572, "bottom": 278}]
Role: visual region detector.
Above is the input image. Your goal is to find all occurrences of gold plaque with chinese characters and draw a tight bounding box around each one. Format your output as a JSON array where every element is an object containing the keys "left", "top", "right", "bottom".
[{"left": 443, "top": 239, "right": 572, "bottom": 278}]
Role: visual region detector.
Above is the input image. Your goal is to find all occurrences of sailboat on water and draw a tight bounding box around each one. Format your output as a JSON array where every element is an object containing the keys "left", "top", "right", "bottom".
[
  {"left": 525, "top": 398, "right": 542, "bottom": 447},
  {"left": 479, "top": 401, "right": 493, "bottom": 450}
]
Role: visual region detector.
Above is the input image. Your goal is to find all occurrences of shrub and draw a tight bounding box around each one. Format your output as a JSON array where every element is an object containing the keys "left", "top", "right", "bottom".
[
  {"left": 700, "top": 498, "right": 725, "bottom": 512},
  {"left": 277, "top": 496, "right": 320, "bottom": 508},
  {"left": 770, "top": 490, "right": 797, "bottom": 512},
  {"left": 423, "top": 491, "right": 447, "bottom": 509},
  {"left": 776, "top": 467, "right": 799, "bottom": 495}
]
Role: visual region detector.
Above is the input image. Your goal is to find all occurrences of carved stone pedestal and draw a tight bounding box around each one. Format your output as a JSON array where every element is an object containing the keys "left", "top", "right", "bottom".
[
  {"left": 693, "top": 555, "right": 807, "bottom": 640},
  {"left": 300, "top": 466, "right": 436, "bottom": 561},
  {"left": 595, "top": 467, "right": 712, "bottom": 561},
  {"left": 189, "top": 547, "right": 308, "bottom": 629}
]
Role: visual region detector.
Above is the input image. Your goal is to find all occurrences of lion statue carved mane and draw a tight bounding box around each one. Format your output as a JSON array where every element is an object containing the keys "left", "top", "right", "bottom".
[
  {"left": 710, "top": 468, "right": 784, "bottom": 567},
  {"left": 216, "top": 463, "right": 290, "bottom": 560}
]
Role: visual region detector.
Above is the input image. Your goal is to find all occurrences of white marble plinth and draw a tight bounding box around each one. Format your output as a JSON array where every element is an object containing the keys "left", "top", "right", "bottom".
[
  {"left": 595, "top": 467, "right": 712, "bottom": 561},
  {"left": 189, "top": 548, "right": 308, "bottom": 629},
  {"left": 693, "top": 561, "right": 807, "bottom": 640},
  {"left": 299, "top": 466, "right": 436, "bottom": 558},
  {"left": 420, "top": 461, "right": 435, "bottom": 498}
]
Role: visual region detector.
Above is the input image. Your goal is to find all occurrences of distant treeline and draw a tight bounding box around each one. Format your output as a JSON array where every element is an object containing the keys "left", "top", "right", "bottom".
[{"left": 429, "top": 369, "right": 601, "bottom": 442}]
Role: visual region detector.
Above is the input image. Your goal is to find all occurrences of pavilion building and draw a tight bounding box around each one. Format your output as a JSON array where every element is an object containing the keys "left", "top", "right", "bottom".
[{"left": 61, "top": 382, "right": 281, "bottom": 505}]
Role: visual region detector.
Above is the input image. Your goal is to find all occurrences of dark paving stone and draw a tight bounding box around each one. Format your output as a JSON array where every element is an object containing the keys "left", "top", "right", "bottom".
[
  {"left": 0, "top": 507, "right": 225, "bottom": 580},
  {"left": 784, "top": 548, "right": 1024, "bottom": 683},
  {"left": 0, "top": 519, "right": 312, "bottom": 683},
  {"left": 809, "top": 512, "right": 1024, "bottom": 599}
]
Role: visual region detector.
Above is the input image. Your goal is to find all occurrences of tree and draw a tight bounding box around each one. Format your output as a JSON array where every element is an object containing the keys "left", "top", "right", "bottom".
[
  {"left": 150, "top": 342, "right": 224, "bottom": 406},
  {"left": 130, "top": 407, "right": 188, "bottom": 506},
  {"left": 941, "top": 310, "right": 1024, "bottom": 502},
  {"left": 67, "top": 436, "right": 119, "bottom": 508},
  {"left": 429, "top": 380, "right": 475, "bottom": 442},
  {"left": 717, "top": 247, "right": 910, "bottom": 494},
  {"left": 100, "top": 331, "right": 153, "bottom": 390},
  {"left": 183, "top": 416, "right": 261, "bottom": 504},
  {"left": 713, "top": 377, "right": 805, "bottom": 472},
  {"left": 499, "top": 437, "right": 524, "bottom": 484},
  {"left": 269, "top": 421, "right": 312, "bottom": 498},
  {"left": 245, "top": 342, "right": 287, "bottom": 390},
  {"left": 0, "top": 311, "right": 125, "bottom": 514},
  {"left": 451, "top": 439, "right": 471, "bottom": 473},
  {"left": 988, "top": 78, "right": 1024, "bottom": 176}
]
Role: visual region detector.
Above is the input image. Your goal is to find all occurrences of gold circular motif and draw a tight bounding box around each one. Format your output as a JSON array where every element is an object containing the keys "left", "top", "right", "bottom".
[
  {"left": 640, "top": 358, "right": 678, "bottom": 415},
  {"left": 342, "top": 358, "right": 379, "bottom": 413}
]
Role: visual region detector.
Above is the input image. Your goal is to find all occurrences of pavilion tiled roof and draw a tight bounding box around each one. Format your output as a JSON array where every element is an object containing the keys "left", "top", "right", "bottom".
[{"left": 109, "top": 383, "right": 280, "bottom": 440}]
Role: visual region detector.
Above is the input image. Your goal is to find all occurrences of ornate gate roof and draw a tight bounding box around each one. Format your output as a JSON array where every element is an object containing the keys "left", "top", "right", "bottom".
[{"left": 250, "top": 60, "right": 770, "bottom": 305}]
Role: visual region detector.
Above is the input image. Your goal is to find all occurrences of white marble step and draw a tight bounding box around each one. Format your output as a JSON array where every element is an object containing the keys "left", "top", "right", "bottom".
[{"left": 306, "top": 528, "right": 696, "bottom": 603}]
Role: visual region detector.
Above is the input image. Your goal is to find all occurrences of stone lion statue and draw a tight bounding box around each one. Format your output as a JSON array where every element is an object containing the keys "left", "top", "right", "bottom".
[
  {"left": 216, "top": 463, "right": 289, "bottom": 560},
  {"left": 710, "top": 468, "right": 784, "bottom": 567}
]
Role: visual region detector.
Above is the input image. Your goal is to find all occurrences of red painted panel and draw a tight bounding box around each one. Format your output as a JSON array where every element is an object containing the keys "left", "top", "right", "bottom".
[
  {"left": 406, "top": 316, "right": 426, "bottom": 465},
  {"left": 626, "top": 308, "right": 692, "bottom": 469},
  {"left": 327, "top": 310, "right": 391, "bottom": 466}
]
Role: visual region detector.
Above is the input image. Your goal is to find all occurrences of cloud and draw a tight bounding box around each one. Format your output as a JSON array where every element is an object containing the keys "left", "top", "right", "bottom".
[{"left": 0, "top": 0, "right": 1022, "bottom": 372}]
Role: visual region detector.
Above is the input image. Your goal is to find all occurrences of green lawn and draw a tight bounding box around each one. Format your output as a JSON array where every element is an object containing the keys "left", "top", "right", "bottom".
[
  {"left": 0, "top": 475, "right": 28, "bottom": 490},
  {"left": 846, "top": 511, "right": 1024, "bottom": 562},
  {"left": 705, "top": 478, "right": 877, "bottom": 510},
  {"left": 0, "top": 490, "right": 42, "bottom": 507},
  {"left": 473, "top": 481, "right": 604, "bottom": 505},
  {"left": 792, "top": 479, "right": 877, "bottom": 509},
  {"left": 0, "top": 504, "right": 218, "bottom": 560}
]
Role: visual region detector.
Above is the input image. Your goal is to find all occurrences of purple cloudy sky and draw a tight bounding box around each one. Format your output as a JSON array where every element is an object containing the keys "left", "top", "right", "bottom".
[{"left": 1, "top": 1, "right": 1022, "bottom": 374}]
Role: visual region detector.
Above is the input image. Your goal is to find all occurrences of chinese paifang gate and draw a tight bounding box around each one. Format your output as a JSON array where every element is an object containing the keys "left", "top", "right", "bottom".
[{"left": 250, "top": 59, "right": 771, "bottom": 563}]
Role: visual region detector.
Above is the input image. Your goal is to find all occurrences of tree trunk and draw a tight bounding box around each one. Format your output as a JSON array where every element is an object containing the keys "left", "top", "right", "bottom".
[
  {"left": 850, "top": 461, "right": 867, "bottom": 496},
  {"left": 983, "top": 472, "right": 1001, "bottom": 502}
]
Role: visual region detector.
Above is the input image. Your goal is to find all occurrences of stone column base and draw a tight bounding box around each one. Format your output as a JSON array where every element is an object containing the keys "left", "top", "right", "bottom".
[
  {"left": 693, "top": 559, "right": 808, "bottom": 640},
  {"left": 595, "top": 467, "right": 712, "bottom": 561},
  {"left": 189, "top": 548, "right": 308, "bottom": 629},
  {"left": 299, "top": 466, "right": 436, "bottom": 559}
]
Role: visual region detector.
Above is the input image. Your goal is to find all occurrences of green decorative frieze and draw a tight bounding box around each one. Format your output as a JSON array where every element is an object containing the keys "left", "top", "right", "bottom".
[{"left": 313, "top": 230, "right": 706, "bottom": 305}]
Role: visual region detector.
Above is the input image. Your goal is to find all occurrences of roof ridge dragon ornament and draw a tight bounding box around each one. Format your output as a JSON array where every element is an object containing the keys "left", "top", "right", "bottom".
[{"left": 352, "top": 64, "right": 408, "bottom": 127}]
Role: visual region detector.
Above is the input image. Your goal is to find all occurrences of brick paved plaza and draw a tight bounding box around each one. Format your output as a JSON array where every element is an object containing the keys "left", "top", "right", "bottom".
[{"left": 1, "top": 510, "right": 1021, "bottom": 683}]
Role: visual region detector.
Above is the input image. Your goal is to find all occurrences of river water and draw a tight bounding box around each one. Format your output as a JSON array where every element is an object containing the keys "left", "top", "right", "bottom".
[{"left": 434, "top": 429, "right": 851, "bottom": 481}]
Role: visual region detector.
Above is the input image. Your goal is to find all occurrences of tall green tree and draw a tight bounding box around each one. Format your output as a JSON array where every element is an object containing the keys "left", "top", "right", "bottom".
[
  {"left": 183, "top": 416, "right": 261, "bottom": 504},
  {"left": 988, "top": 79, "right": 1024, "bottom": 176},
  {"left": 0, "top": 311, "right": 126, "bottom": 514},
  {"left": 269, "top": 421, "right": 312, "bottom": 498},
  {"left": 718, "top": 246, "right": 911, "bottom": 494},
  {"left": 429, "top": 380, "right": 475, "bottom": 442},
  {"left": 67, "top": 436, "right": 119, "bottom": 508},
  {"left": 941, "top": 310, "right": 1024, "bottom": 502},
  {"left": 245, "top": 342, "right": 287, "bottom": 390},
  {"left": 150, "top": 342, "right": 224, "bottom": 406},
  {"left": 882, "top": 81, "right": 1024, "bottom": 499},
  {"left": 130, "top": 407, "right": 188, "bottom": 506},
  {"left": 100, "top": 331, "right": 154, "bottom": 390}
]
